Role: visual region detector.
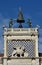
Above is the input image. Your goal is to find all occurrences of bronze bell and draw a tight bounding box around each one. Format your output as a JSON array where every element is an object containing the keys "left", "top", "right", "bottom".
[
  {"left": 17, "top": 8, "right": 25, "bottom": 23},
  {"left": 17, "top": 8, "right": 25, "bottom": 28}
]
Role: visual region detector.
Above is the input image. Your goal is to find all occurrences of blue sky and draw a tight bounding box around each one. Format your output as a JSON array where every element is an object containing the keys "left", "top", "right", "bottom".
[{"left": 0, "top": 0, "right": 42, "bottom": 53}]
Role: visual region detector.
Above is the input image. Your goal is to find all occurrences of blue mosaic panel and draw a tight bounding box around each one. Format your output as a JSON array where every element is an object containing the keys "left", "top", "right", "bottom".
[{"left": 7, "top": 40, "right": 35, "bottom": 57}]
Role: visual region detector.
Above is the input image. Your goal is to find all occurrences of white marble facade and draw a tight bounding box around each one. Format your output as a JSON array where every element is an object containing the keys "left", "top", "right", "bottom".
[{"left": 3, "top": 28, "right": 39, "bottom": 65}]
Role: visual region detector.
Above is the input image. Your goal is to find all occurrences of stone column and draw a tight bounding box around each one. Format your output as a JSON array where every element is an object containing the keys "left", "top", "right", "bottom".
[
  {"left": 35, "top": 36, "right": 39, "bottom": 65},
  {"left": 3, "top": 35, "right": 7, "bottom": 65},
  {"left": 35, "top": 35, "right": 38, "bottom": 57}
]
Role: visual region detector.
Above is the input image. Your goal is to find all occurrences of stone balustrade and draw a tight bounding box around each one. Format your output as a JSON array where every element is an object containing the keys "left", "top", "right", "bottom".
[{"left": 3, "top": 28, "right": 38, "bottom": 36}]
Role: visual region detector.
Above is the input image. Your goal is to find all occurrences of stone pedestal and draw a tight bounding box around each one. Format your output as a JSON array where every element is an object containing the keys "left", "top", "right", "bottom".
[
  {"left": 7, "top": 59, "right": 39, "bottom": 65},
  {"left": 7, "top": 59, "right": 32, "bottom": 65}
]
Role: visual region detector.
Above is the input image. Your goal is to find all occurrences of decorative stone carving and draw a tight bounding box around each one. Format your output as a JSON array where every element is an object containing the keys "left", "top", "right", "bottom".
[{"left": 12, "top": 46, "right": 28, "bottom": 57}]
